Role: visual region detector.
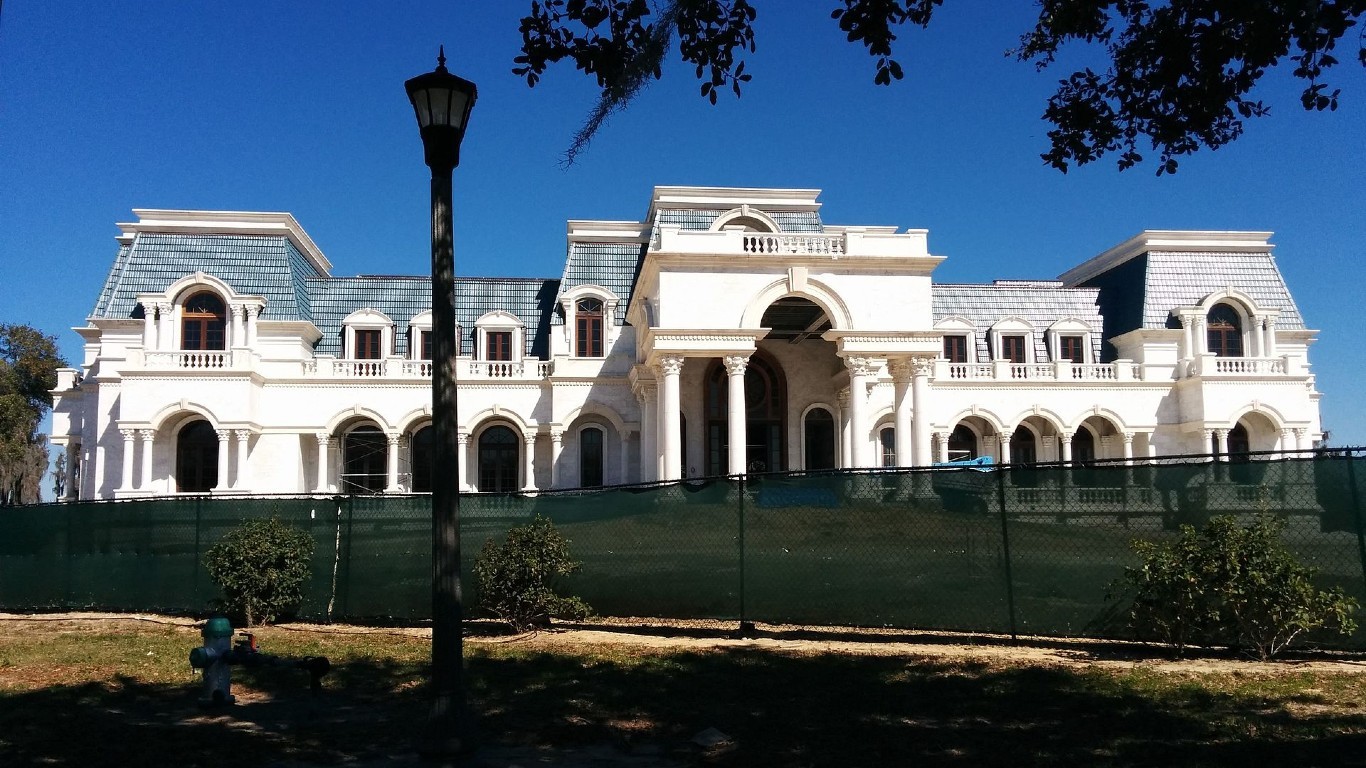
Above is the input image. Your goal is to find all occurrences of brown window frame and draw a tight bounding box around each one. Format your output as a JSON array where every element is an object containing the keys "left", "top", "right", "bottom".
[
  {"left": 1059, "top": 335, "right": 1084, "bottom": 363},
  {"left": 181, "top": 292, "right": 227, "bottom": 351},
  {"left": 353, "top": 329, "right": 382, "bottom": 360},
  {"left": 1000, "top": 335, "right": 1027, "bottom": 363},
  {"left": 485, "top": 330, "right": 513, "bottom": 361},
  {"left": 943, "top": 335, "right": 968, "bottom": 364},
  {"left": 575, "top": 298, "right": 604, "bottom": 358}
]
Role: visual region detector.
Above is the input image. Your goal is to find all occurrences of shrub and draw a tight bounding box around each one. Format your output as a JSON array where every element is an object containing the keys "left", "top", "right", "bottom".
[
  {"left": 473, "top": 515, "right": 591, "bottom": 631},
  {"left": 204, "top": 516, "right": 314, "bottom": 626},
  {"left": 1116, "top": 515, "right": 1357, "bottom": 659}
]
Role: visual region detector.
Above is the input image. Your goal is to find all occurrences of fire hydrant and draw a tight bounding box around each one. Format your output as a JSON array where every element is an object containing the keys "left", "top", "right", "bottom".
[
  {"left": 189, "top": 616, "right": 238, "bottom": 706},
  {"left": 189, "top": 617, "right": 331, "bottom": 707}
]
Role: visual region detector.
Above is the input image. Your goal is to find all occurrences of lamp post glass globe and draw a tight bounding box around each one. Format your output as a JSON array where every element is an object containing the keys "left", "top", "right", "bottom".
[{"left": 406, "top": 46, "right": 478, "bottom": 170}]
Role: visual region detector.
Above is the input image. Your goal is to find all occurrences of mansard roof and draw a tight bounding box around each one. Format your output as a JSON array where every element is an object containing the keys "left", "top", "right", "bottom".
[
  {"left": 932, "top": 281, "right": 1105, "bottom": 363},
  {"left": 90, "top": 232, "right": 321, "bottom": 321},
  {"left": 1058, "top": 232, "right": 1306, "bottom": 338},
  {"left": 306, "top": 276, "right": 558, "bottom": 358}
]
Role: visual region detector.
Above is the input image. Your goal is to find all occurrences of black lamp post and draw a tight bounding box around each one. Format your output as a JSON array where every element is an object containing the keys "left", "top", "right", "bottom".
[{"left": 406, "top": 46, "right": 476, "bottom": 759}]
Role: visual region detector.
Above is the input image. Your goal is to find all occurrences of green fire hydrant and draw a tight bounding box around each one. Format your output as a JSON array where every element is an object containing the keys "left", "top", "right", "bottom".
[{"left": 189, "top": 617, "right": 330, "bottom": 707}]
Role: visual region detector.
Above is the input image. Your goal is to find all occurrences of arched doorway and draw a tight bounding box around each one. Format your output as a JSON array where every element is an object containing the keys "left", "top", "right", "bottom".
[
  {"left": 803, "top": 407, "right": 836, "bottom": 470},
  {"left": 947, "top": 424, "right": 978, "bottom": 461},
  {"left": 410, "top": 425, "right": 433, "bottom": 492},
  {"left": 342, "top": 425, "right": 386, "bottom": 494},
  {"left": 478, "top": 425, "right": 520, "bottom": 493},
  {"left": 705, "top": 353, "right": 786, "bottom": 475},
  {"left": 175, "top": 420, "right": 218, "bottom": 492}
]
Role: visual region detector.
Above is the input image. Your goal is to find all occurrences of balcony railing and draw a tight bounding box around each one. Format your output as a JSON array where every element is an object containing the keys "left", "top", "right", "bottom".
[
  {"left": 741, "top": 233, "right": 845, "bottom": 256},
  {"left": 1186, "top": 355, "right": 1290, "bottom": 377},
  {"left": 940, "top": 360, "right": 1142, "bottom": 382},
  {"left": 144, "top": 350, "right": 234, "bottom": 369},
  {"left": 299, "top": 357, "right": 551, "bottom": 380}
]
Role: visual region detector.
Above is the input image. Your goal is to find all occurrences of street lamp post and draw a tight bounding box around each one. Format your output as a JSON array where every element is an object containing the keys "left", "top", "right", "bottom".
[{"left": 406, "top": 47, "right": 477, "bottom": 759}]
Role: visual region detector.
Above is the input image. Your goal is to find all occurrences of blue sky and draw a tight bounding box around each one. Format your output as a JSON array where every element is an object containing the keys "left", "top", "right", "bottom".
[{"left": 2, "top": 1, "right": 1364, "bottom": 446}]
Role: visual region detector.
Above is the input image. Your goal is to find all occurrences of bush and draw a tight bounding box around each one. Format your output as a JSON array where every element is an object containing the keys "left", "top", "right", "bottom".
[
  {"left": 473, "top": 515, "right": 591, "bottom": 631},
  {"left": 1116, "top": 515, "right": 1357, "bottom": 659},
  {"left": 204, "top": 516, "right": 314, "bottom": 626}
]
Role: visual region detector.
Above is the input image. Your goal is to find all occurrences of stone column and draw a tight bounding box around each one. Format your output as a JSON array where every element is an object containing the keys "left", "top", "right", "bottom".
[
  {"left": 1147, "top": 436, "right": 1158, "bottom": 459},
  {"left": 658, "top": 355, "right": 684, "bottom": 481},
  {"left": 65, "top": 443, "right": 80, "bottom": 500},
  {"left": 232, "top": 429, "right": 251, "bottom": 490},
  {"left": 229, "top": 304, "right": 245, "bottom": 348},
  {"left": 1059, "top": 432, "right": 1073, "bottom": 464},
  {"left": 619, "top": 430, "right": 633, "bottom": 485},
  {"left": 156, "top": 301, "right": 174, "bottom": 351},
  {"left": 837, "top": 388, "right": 851, "bottom": 468},
  {"left": 315, "top": 432, "right": 331, "bottom": 492},
  {"left": 457, "top": 431, "right": 470, "bottom": 491},
  {"left": 1122, "top": 432, "right": 1134, "bottom": 463},
  {"left": 998, "top": 433, "right": 1011, "bottom": 465},
  {"left": 1213, "top": 429, "right": 1229, "bottom": 458},
  {"left": 845, "top": 357, "right": 874, "bottom": 468},
  {"left": 889, "top": 359, "right": 913, "bottom": 468},
  {"left": 1294, "top": 427, "right": 1308, "bottom": 452},
  {"left": 1248, "top": 314, "right": 1263, "bottom": 357},
  {"left": 550, "top": 428, "right": 564, "bottom": 489},
  {"left": 1263, "top": 317, "right": 1277, "bottom": 358},
  {"left": 521, "top": 431, "right": 538, "bottom": 491},
  {"left": 385, "top": 432, "right": 400, "bottom": 492},
  {"left": 118, "top": 429, "right": 136, "bottom": 492},
  {"left": 139, "top": 429, "right": 154, "bottom": 490},
  {"left": 141, "top": 302, "right": 157, "bottom": 349},
  {"left": 724, "top": 355, "right": 749, "bottom": 475},
  {"left": 1280, "top": 428, "right": 1294, "bottom": 458},
  {"left": 911, "top": 356, "right": 934, "bottom": 466},
  {"left": 245, "top": 305, "right": 260, "bottom": 347},
  {"left": 933, "top": 431, "right": 948, "bottom": 464},
  {"left": 214, "top": 429, "right": 231, "bottom": 491},
  {"left": 636, "top": 384, "right": 658, "bottom": 483}
]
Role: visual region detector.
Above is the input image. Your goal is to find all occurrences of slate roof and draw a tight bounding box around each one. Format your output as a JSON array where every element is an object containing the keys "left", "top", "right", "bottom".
[
  {"left": 307, "top": 276, "right": 559, "bottom": 358},
  {"left": 552, "top": 242, "right": 646, "bottom": 326},
  {"left": 90, "top": 233, "right": 321, "bottom": 321},
  {"left": 932, "top": 282, "right": 1106, "bottom": 363},
  {"left": 1143, "top": 251, "right": 1305, "bottom": 330}
]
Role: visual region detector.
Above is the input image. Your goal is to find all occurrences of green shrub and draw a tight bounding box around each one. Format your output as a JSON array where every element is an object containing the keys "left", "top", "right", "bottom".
[
  {"left": 473, "top": 515, "right": 591, "bottom": 631},
  {"left": 204, "top": 517, "right": 314, "bottom": 626},
  {"left": 1116, "top": 515, "right": 1357, "bottom": 659}
]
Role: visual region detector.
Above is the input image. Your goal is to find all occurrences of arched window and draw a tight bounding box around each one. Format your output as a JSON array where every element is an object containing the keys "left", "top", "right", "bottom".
[
  {"left": 175, "top": 420, "right": 219, "bottom": 492},
  {"left": 575, "top": 298, "right": 604, "bottom": 357},
  {"left": 1207, "top": 304, "right": 1244, "bottom": 357},
  {"left": 478, "top": 426, "right": 520, "bottom": 493},
  {"left": 704, "top": 354, "right": 786, "bottom": 475},
  {"left": 1071, "top": 429, "right": 1096, "bottom": 464},
  {"left": 410, "top": 425, "right": 433, "bottom": 492},
  {"left": 1010, "top": 427, "right": 1037, "bottom": 465},
  {"left": 579, "top": 427, "right": 604, "bottom": 487},
  {"left": 341, "top": 426, "right": 386, "bottom": 494},
  {"left": 181, "top": 292, "right": 226, "bottom": 351},
  {"left": 803, "top": 408, "right": 836, "bottom": 470},
  {"left": 947, "top": 425, "right": 977, "bottom": 461},
  {"left": 879, "top": 427, "right": 897, "bottom": 468}
]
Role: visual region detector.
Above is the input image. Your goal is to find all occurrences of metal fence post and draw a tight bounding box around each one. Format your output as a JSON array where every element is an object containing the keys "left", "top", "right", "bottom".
[
  {"left": 997, "top": 465, "right": 1019, "bottom": 644},
  {"left": 63, "top": 502, "right": 73, "bottom": 608},
  {"left": 192, "top": 495, "right": 203, "bottom": 611},
  {"left": 738, "top": 474, "right": 754, "bottom": 635},
  {"left": 1346, "top": 455, "right": 1366, "bottom": 598}
]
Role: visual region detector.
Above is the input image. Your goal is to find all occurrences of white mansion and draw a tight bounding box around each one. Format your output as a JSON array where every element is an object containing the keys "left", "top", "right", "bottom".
[{"left": 51, "top": 186, "right": 1322, "bottom": 500}]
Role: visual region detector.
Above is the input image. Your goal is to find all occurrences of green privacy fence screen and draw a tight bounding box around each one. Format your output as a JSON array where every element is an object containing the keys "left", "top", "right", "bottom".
[{"left": 3, "top": 451, "right": 1365, "bottom": 648}]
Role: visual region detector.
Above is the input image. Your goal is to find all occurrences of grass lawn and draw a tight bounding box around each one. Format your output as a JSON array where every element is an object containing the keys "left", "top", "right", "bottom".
[{"left": 3, "top": 616, "right": 1366, "bottom": 767}]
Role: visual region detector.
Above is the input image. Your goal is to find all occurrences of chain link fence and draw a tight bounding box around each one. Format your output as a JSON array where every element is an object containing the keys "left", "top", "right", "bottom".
[{"left": 3, "top": 450, "right": 1364, "bottom": 648}]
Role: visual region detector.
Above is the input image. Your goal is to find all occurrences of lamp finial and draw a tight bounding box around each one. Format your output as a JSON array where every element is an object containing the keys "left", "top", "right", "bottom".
[{"left": 437, "top": 45, "right": 447, "bottom": 72}]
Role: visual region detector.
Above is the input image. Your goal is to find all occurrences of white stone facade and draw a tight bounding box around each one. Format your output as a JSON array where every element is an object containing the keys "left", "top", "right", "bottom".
[{"left": 50, "top": 186, "right": 1322, "bottom": 500}]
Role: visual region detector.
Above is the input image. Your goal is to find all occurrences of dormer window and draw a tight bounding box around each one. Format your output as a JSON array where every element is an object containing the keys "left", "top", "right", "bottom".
[
  {"left": 486, "top": 331, "right": 512, "bottom": 361},
  {"left": 935, "top": 317, "right": 976, "bottom": 364},
  {"left": 354, "top": 329, "right": 382, "bottom": 360},
  {"left": 181, "top": 292, "right": 226, "bottom": 351},
  {"left": 473, "top": 310, "right": 524, "bottom": 362},
  {"left": 1208, "top": 303, "right": 1244, "bottom": 357},
  {"left": 341, "top": 309, "right": 394, "bottom": 360},
  {"left": 990, "top": 318, "right": 1034, "bottom": 364},
  {"left": 1000, "top": 335, "right": 1027, "bottom": 363},
  {"left": 1058, "top": 336, "right": 1084, "bottom": 363},
  {"left": 1047, "top": 319, "right": 1093, "bottom": 364},
  {"left": 576, "top": 298, "right": 604, "bottom": 357},
  {"left": 943, "top": 335, "right": 968, "bottom": 363}
]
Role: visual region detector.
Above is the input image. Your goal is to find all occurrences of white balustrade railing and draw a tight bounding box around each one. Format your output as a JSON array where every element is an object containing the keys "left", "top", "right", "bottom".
[
  {"left": 741, "top": 233, "right": 845, "bottom": 256},
  {"left": 337, "top": 360, "right": 385, "bottom": 377},
  {"left": 946, "top": 363, "right": 994, "bottom": 380},
  {"left": 1212, "top": 357, "right": 1286, "bottom": 375},
  {"left": 1010, "top": 364, "right": 1055, "bottom": 380},
  {"left": 174, "top": 351, "right": 228, "bottom": 369},
  {"left": 1070, "top": 364, "right": 1118, "bottom": 381},
  {"left": 401, "top": 361, "right": 433, "bottom": 377}
]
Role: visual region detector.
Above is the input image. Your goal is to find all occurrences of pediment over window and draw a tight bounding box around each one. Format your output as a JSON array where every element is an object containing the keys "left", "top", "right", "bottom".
[{"left": 342, "top": 308, "right": 394, "bottom": 326}]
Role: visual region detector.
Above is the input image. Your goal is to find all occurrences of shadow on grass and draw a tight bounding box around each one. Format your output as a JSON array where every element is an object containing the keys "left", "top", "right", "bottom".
[{"left": 4, "top": 648, "right": 1366, "bottom": 767}]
